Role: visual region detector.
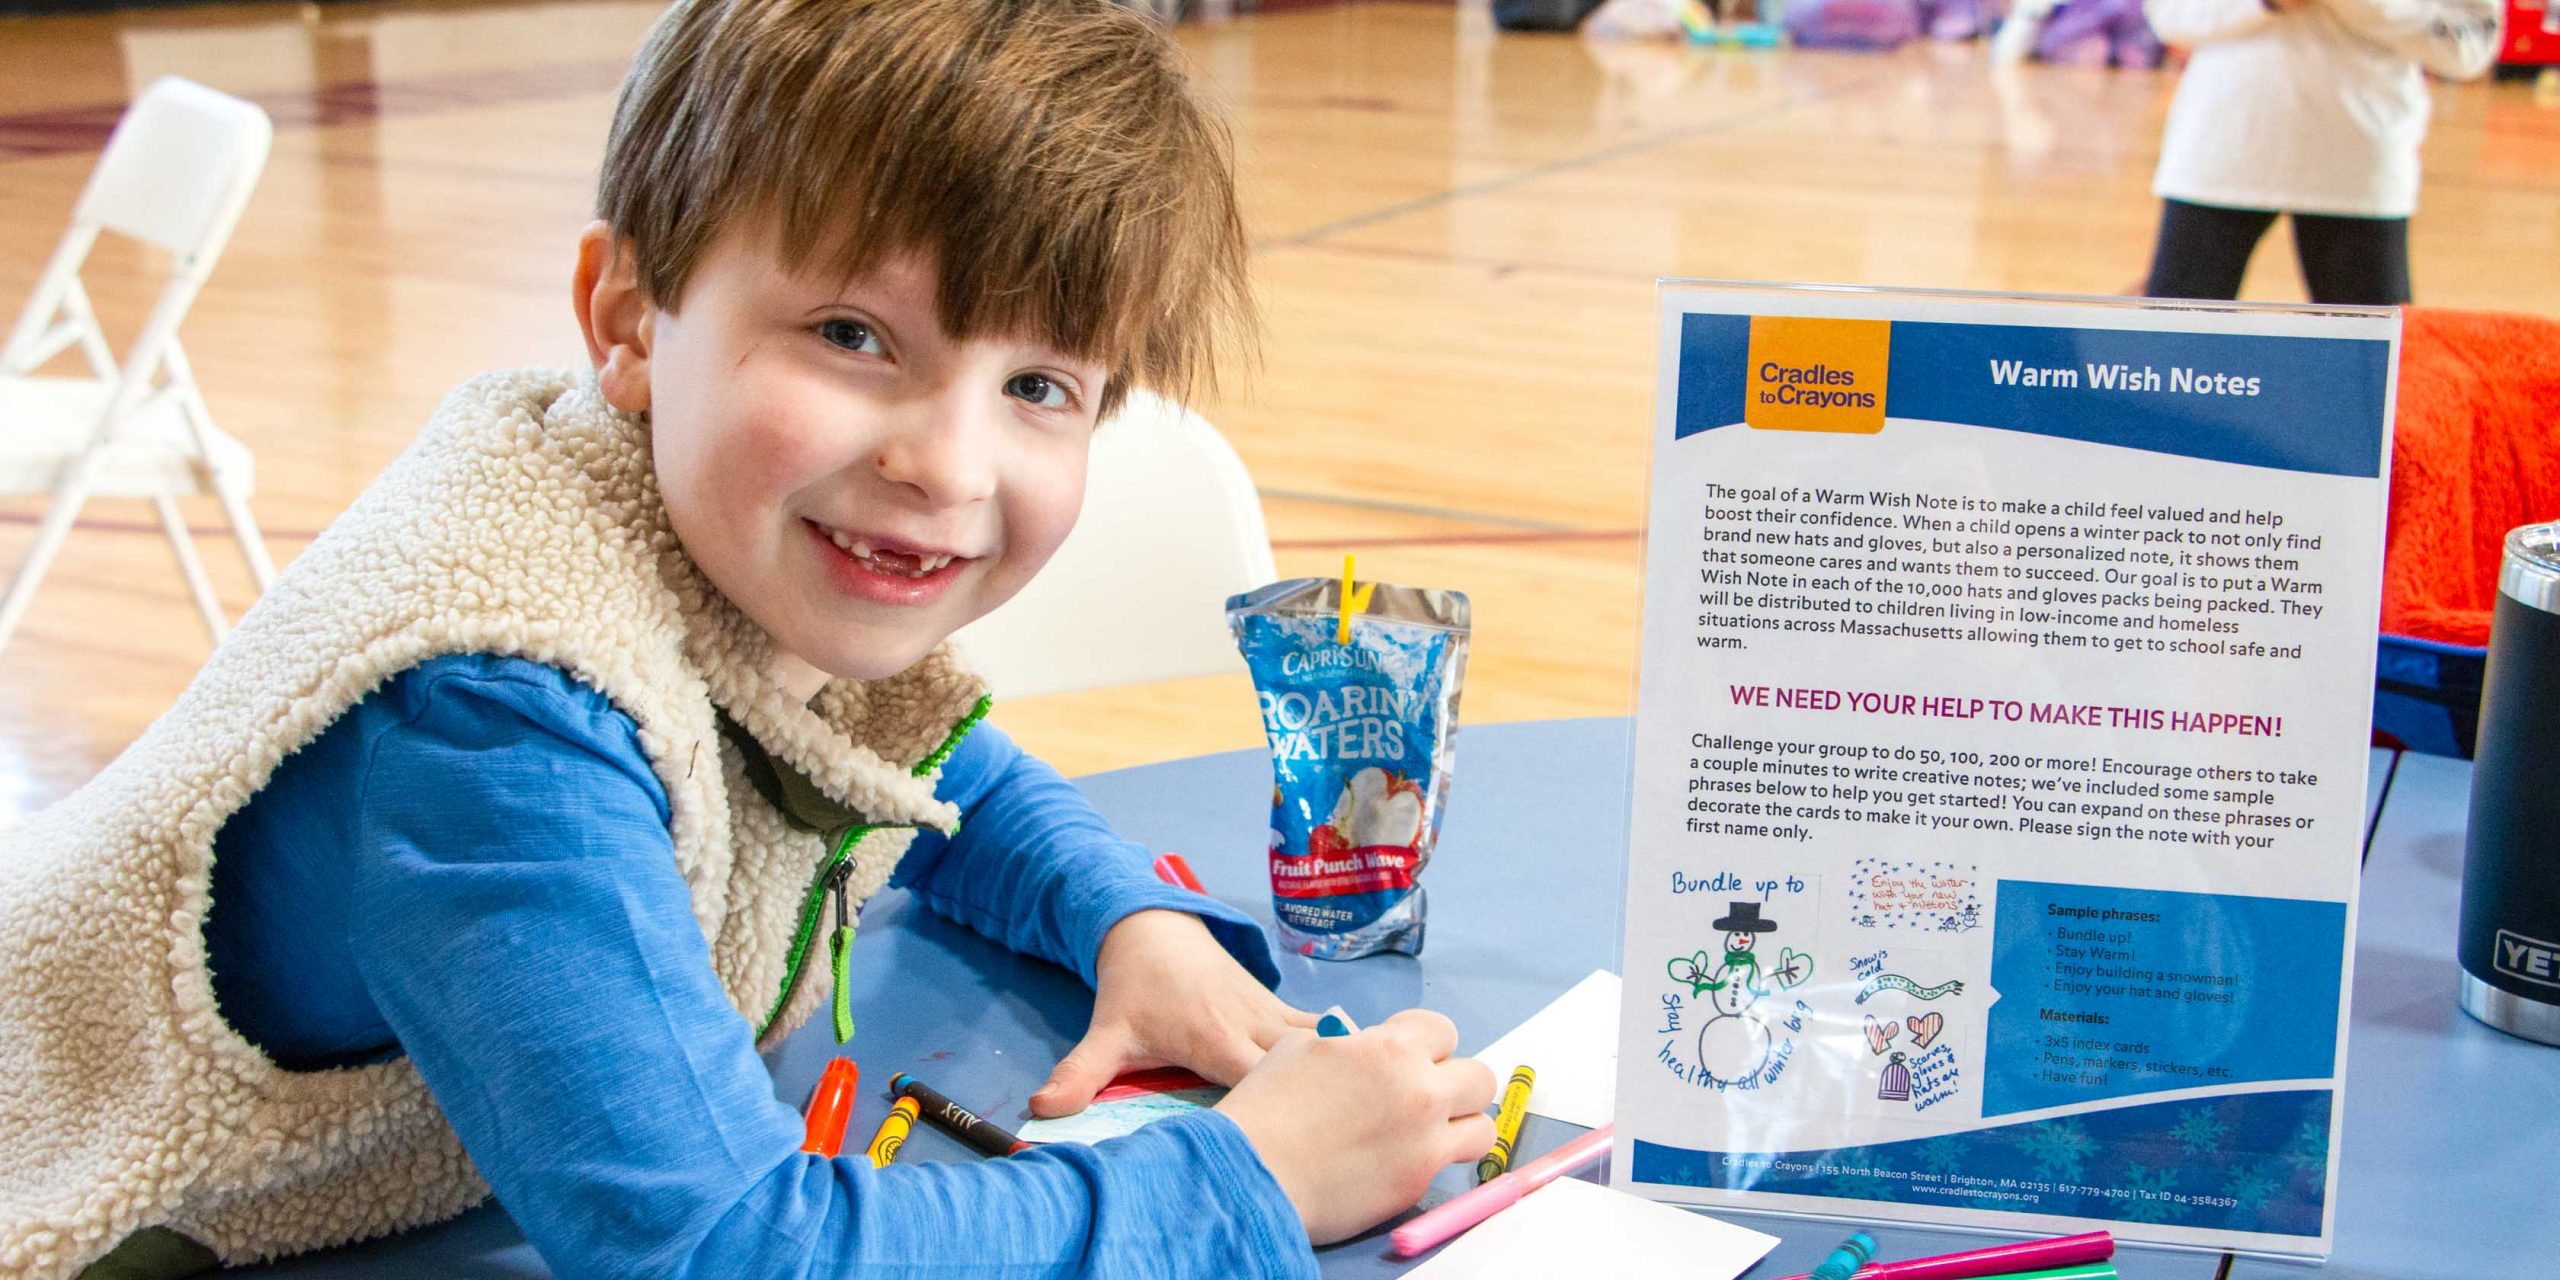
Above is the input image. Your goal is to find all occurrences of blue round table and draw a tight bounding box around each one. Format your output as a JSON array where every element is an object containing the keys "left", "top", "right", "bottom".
[{"left": 235, "top": 721, "right": 2542, "bottom": 1279}]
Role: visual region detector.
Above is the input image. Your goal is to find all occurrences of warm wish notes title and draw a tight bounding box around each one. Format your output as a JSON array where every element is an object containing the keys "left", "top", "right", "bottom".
[{"left": 1988, "top": 359, "right": 2263, "bottom": 398}]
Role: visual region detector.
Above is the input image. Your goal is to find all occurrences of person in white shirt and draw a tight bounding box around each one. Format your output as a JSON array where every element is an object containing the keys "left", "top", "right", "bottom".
[{"left": 2141, "top": 0, "right": 2503, "bottom": 304}]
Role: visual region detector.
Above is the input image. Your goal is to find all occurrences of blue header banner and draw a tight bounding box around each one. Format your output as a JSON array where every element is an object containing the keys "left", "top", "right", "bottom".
[
  {"left": 1675, "top": 312, "right": 1752, "bottom": 439},
  {"left": 1673, "top": 314, "right": 2391, "bottom": 479}
]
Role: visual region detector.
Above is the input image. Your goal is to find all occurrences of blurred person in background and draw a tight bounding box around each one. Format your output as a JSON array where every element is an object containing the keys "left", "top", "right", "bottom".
[{"left": 2141, "top": 0, "right": 2503, "bottom": 306}]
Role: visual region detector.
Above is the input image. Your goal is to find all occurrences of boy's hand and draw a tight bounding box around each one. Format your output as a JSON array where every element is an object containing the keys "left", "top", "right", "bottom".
[
  {"left": 1030, "top": 909, "right": 1318, "bottom": 1116},
  {"left": 1213, "top": 1011, "right": 1499, "bottom": 1244}
]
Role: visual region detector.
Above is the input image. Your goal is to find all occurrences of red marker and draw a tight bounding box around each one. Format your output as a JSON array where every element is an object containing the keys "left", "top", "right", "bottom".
[
  {"left": 801, "top": 1057, "right": 860, "bottom": 1157},
  {"left": 1151, "top": 852, "right": 1205, "bottom": 893}
]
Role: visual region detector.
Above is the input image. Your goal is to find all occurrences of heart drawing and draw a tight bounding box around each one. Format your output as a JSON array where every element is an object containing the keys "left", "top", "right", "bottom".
[{"left": 1908, "top": 1012, "right": 1945, "bottom": 1049}]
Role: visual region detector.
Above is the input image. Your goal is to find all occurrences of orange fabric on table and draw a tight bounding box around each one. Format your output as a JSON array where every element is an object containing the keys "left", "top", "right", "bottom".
[{"left": 2382, "top": 307, "right": 2560, "bottom": 648}]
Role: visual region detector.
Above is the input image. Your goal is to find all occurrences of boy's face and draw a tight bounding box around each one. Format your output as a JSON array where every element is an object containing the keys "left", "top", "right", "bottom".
[{"left": 578, "top": 222, "right": 1105, "bottom": 691}]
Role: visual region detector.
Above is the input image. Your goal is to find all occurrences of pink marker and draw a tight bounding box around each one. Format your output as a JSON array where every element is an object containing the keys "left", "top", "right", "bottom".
[
  {"left": 1388, "top": 1124, "right": 1613, "bottom": 1257},
  {"left": 1771, "top": 1230, "right": 2114, "bottom": 1280}
]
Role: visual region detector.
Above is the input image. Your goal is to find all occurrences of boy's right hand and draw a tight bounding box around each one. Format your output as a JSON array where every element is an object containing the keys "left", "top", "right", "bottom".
[{"left": 1212, "top": 1009, "right": 1498, "bottom": 1245}]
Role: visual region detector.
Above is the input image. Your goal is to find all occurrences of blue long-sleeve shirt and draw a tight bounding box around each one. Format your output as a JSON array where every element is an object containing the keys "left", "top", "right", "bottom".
[{"left": 203, "top": 653, "right": 1314, "bottom": 1278}]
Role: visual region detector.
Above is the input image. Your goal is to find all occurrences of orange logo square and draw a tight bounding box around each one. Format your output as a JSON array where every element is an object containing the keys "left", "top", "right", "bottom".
[{"left": 1745, "top": 317, "right": 1891, "bottom": 434}]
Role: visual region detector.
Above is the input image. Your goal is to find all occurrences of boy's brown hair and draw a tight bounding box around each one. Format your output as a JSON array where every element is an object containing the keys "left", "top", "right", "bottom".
[{"left": 597, "top": 0, "right": 1252, "bottom": 414}]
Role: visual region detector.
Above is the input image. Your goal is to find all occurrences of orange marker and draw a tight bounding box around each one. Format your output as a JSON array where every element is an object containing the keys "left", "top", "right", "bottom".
[{"left": 801, "top": 1057, "right": 860, "bottom": 1157}]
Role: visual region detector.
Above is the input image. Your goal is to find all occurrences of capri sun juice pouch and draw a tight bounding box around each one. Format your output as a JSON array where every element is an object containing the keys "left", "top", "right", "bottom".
[{"left": 1227, "top": 577, "right": 1470, "bottom": 960}]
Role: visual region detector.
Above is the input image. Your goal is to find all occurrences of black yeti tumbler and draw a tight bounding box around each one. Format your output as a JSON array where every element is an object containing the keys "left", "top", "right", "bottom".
[{"left": 2458, "top": 522, "right": 2560, "bottom": 1046}]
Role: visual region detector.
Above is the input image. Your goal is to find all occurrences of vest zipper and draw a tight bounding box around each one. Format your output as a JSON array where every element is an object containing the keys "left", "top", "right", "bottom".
[
  {"left": 761, "top": 824, "right": 878, "bottom": 1040},
  {"left": 824, "top": 854, "right": 856, "bottom": 1044},
  {"left": 747, "top": 694, "right": 993, "bottom": 1041}
]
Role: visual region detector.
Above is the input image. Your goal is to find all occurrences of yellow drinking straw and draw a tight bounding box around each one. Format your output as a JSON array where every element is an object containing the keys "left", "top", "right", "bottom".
[{"left": 1337, "top": 554, "right": 1375, "bottom": 645}]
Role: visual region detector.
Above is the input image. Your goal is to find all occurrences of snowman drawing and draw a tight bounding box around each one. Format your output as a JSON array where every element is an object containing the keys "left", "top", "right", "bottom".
[{"left": 1665, "top": 901, "right": 1802, "bottom": 1086}]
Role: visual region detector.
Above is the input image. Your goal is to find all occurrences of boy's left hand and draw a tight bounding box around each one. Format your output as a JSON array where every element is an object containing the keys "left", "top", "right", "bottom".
[{"left": 1030, "top": 909, "right": 1317, "bottom": 1117}]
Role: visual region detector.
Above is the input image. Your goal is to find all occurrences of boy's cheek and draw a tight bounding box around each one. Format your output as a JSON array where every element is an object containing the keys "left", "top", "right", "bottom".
[
  {"left": 729, "top": 375, "right": 889, "bottom": 480},
  {"left": 1010, "top": 479, "right": 1088, "bottom": 580},
  {"left": 666, "top": 408, "right": 823, "bottom": 509}
]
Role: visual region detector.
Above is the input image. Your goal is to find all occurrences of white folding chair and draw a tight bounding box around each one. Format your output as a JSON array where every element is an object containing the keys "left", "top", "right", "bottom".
[
  {"left": 0, "top": 76, "right": 275, "bottom": 656},
  {"left": 952, "top": 390, "right": 1278, "bottom": 698}
]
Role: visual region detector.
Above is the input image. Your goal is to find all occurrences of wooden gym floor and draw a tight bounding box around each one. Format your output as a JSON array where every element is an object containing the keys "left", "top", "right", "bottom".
[{"left": 0, "top": 0, "right": 2555, "bottom": 820}]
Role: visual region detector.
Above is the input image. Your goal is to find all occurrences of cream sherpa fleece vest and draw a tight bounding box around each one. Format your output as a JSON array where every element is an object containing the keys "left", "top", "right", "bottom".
[{"left": 0, "top": 369, "right": 988, "bottom": 1277}]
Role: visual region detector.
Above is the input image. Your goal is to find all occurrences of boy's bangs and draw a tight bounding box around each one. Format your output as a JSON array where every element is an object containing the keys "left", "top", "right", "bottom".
[
  {"left": 603, "top": 0, "right": 1252, "bottom": 415},
  {"left": 765, "top": 127, "right": 1236, "bottom": 414}
]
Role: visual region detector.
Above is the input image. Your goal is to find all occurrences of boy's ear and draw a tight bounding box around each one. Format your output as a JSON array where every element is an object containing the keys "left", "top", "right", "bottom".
[{"left": 573, "top": 221, "right": 655, "bottom": 415}]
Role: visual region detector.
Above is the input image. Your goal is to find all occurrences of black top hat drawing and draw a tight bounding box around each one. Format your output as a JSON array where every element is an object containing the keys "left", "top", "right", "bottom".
[{"left": 1714, "top": 901, "right": 1777, "bottom": 933}]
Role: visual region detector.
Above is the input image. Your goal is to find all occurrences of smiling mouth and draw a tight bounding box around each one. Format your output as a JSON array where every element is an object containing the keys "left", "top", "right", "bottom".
[{"left": 807, "top": 521, "right": 966, "bottom": 579}]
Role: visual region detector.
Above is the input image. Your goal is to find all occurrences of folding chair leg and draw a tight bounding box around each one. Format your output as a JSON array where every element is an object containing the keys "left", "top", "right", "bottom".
[
  {"left": 152, "top": 496, "right": 227, "bottom": 645},
  {"left": 212, "top": 475, "right": 276, "bottom": 591},
  {"left": 0, "top": 450, "right": 106, "bottom": 658},
  {"left": 176, "top": 371, "right": 277, "bottom": 593}
]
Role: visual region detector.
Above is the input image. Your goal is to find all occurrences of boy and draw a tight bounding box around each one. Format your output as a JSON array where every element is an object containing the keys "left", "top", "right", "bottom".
[{"left": 0, "top": 2, "right": 1497, "bottom": 1276}]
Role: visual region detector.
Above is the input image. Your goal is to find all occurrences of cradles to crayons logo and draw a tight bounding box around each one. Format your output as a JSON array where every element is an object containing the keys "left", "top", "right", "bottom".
[{"left": 1745, "top": 316, "right": 1890, "bottom": 435}]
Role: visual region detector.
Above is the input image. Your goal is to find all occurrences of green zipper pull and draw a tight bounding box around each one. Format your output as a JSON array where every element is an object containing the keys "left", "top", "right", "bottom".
[{"left": 825, "top": 857, "right": 856, "bottom": 1045}]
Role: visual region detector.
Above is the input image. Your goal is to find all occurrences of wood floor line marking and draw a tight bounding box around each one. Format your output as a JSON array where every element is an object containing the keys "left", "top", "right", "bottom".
[
  {"left": 1250, "top": 0, "right": 1455, "bottom": 12},
  {"left": 0, "top": 509, "right": 1642, "bottom": 571},
  {"left": 1273, "top": 236, "right": 1668, "bottom": 285},
  {"left": 1272, "top": 526, "right": 1639, "bottom": 551},
  {"left": 1254, "top": 485, "right": 1577, "bottom": 531},
  {"left": 0, "top": 509, "right": 323, "bottom": 543},
  {"left": 0, "top": 4, "right": 1446, "bottom": 165},
  {"left": 4, "top": 485, "right": 1590, "bottom": 548},
  {"left": 1257, "top": 69, "right": 1892, "bottom": 251},
  {"left": 0, "top": 60, "right": 634, "bottom": 162}
]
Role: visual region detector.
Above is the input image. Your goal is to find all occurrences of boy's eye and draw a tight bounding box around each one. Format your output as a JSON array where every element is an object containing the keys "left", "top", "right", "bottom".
[
  {"left": 1005, "top": 371, "right": 1071, "bottom": 410},
  {"left": 817, "top": 318, "right": 883, "bottom": 355}
]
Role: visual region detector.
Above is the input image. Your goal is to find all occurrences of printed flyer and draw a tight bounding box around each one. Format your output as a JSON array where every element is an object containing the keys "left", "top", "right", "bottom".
[{"left": 1612, "top": 285, "right": 2396, "bottom": 1258}]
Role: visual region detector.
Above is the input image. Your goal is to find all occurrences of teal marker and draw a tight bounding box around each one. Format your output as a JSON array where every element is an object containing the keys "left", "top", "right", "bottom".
[
  {"left": 1316, "top": 1006, "right": 1358, "bottom": 1037},
  {"left": 1808, "top": 1232, "right": 1876, "bottom": 1280}
]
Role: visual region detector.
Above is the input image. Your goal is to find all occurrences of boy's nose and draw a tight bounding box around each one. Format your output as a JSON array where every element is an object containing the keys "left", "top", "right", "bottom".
[{"left": 871, "top": 393, "right": 1000, "bottom": 509}]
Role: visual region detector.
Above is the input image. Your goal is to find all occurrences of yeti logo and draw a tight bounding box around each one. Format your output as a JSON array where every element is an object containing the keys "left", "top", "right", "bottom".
[{"left": 2494, "top": 929, "right": 2560, "bottom": 989}]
